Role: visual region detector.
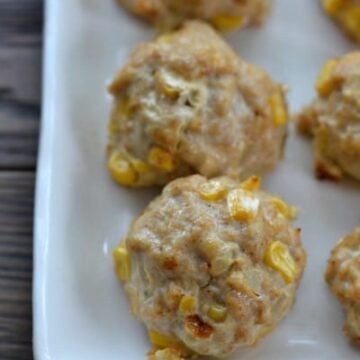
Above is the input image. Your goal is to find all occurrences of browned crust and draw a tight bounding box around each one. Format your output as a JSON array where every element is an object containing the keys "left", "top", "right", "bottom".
[
  {"left": 185, "top": 315, "right": 214, "bottom": 339},
  {"left": 315, "top": 161, "right": 342, "bottom": 182}
]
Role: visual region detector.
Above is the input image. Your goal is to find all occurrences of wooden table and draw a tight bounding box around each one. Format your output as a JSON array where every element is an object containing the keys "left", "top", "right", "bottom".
[{"left": 0, "top": 0, "right": 42, "bottom": 358}]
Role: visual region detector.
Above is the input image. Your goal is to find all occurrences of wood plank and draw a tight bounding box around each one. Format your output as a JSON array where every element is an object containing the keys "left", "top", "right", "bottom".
[
  {"left": 0, "top": 1, "right": 43, "bottom": 358},
  {"left": 0, "top": 0, "right": 42, "bottom": 47},
  {"left": 0, "top": 172, "right": 34, "bottom": 360},
  {"left": 0, "top": 0, "right": 42, "bottom": 170}
]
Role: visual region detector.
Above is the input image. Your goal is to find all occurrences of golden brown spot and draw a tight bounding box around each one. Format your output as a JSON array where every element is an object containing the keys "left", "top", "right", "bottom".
[
  {"left": 315, "top": 161, "right": 342, "bottom": 181},
  {"left": 185, "top": 315, "right": 213, "bottom": 339},
  {"left": 254, "top": 302, "right": 267, "bottom": 324},
  {"left": 163, "top": 256, "right": 178, "bottom": 270},
  {"left": 234, "top": 328, "right": 247, "bottom": 343}
]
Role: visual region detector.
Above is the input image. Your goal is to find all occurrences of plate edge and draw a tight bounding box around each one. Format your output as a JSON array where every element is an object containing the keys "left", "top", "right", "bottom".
[{"left": 33, "top": 0, "right": 58, "bottom": 359}]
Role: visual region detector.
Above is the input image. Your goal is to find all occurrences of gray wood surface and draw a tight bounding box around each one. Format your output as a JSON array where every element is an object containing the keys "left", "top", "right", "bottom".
[{"left": 0, "top": 0, "right": 42, "bottom": 358}]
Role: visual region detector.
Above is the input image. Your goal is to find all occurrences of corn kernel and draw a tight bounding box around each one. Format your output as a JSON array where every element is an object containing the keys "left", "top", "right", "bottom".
[
  {"left": 158, "top": 33, "right": 175, "bottom": 44},
  {"left": 208, "top": 305, "right": 227, "bottom": 322},
  {"left": 316, "top": 59, "right": 338, "bottom": 97},
  {"left": 289, "top": 206, "right": 298, "bottom": 219},
  {"left": 322, "top": 0, "right": 343, "bottom": 15},
  {"left": 113, "top": 246, "right": 131, "bottom": 281},
  {"left": 211, "top": 15, "right": 244, "bottom": 31},
  {"left": 155, "top": 71, "right": 182, "bottom": 100},
  {"left": 161, "top": 84, "right": 180, "bottom": 100},
  {"left": 131, "top": 158, "right": 150, "bottom": 173},
  {"left": 148, "top": 348, "right": 183, "bottom": 360},
  {"left": 239, "top": 176, "right": 261, "bottom": 191},
  {"left": 148, "top": 147, "right": 175, "bottom": 172},
  {"left": 264, "top": 241, "right": 297, "bottom": 283},
  {"left": 198, "top": 180, "right": 227, "bottom": 201},
  {"left": 270, "top": 196, "right": 297, "bottom": 219},
  {"left": 108, "top": 118, "right": 118, "bottom": 134},
  {"left": 342, "top": 6, "right": 360, "bottom": 34},
  {"left": 179, "top": 295, "right": 196, "bottom": 314},
  {"left": 108, "top": 153, "right": 137, "bottom": 186},
  {"left": 227, "top": 189, "right": 260, "bottom": 223},
  {"left": 116, "top": 96, "right": 132, "bottom": 119},
  {"left": 148, "top": 330, "right": 182, "bottom": 349},
  {"left": 269, "top": 89, "right": 288, "bottom": 126}
]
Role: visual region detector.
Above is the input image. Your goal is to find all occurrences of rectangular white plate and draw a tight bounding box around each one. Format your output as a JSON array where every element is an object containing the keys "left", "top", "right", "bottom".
[{"left": 33, "top": 0, "right": 360, "bottom": 359}]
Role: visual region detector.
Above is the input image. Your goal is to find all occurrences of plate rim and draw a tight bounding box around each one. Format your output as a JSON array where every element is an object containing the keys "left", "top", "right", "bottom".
[{"left": 33, "top": 0, "right": 57, "bottom": 358}]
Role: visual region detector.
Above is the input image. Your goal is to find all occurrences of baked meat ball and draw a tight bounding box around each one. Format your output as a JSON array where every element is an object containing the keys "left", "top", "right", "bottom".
[
  {"left": 117, "top": 0, "right": 269, "bottom": 31},
  {"left": 325, "top": 227, "right": 360, "bottom": 343},
  {"left": 113, "top": 175, "right": 306, "bottom": 358},
  {"left": 296, "top": 52, "right": 360, "bottom": 181},
  {"left": 321, "top": 0, "right": 360, "bottom": 44},
  {"left": 107, "top": 21, "right": 288, "bottom": 188}
]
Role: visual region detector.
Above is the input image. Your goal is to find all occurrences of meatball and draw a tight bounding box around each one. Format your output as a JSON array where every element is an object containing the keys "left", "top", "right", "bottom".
[
  {"left": 113, "top": 175, "right": 306, "bottom": 358},
  {"left": 325, "top": 227, "right": 360, "bottom": 343},
  {"left": 107, "top": 21, "right": 288, "bottom": 188},
  {"left": 296, "top": 52, "right": 360, "bottom": 181},
  {"left": 321, "top": 0, "right": 360, "bottom": 44},
  {"left": 117, "top": 0, "right": 269, "bottom": 31}
]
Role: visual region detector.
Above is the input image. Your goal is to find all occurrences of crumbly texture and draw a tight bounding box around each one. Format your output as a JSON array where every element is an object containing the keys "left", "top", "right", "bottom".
[
  {"left": 117, "top": 0, "right": 269, "bottom": 30},
  {"left": 325, "top": 227, "right": 360, "bottom": 343},
  {"left": 107, "top": 21, "right": 287, "bottom": 188},
  {"left": 115, "top": 175, "right": 306, "bottom": 358},
  {"left": 321, "top": 0, "right": 360, "bottom": 44},
  {"left": 296, "top": 52, "right": 360, "bottom": 181}
]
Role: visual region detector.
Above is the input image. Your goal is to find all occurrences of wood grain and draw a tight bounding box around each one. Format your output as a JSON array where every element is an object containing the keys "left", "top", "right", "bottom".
[
  {"left": 0, "top": 172, "right": 34, "bottom": 360},
  {"left": 0, "top": 0, "right": 42, "bottom": 358},
  {"left": 0, "top": 0, "right": 42, "bottom": 170}
]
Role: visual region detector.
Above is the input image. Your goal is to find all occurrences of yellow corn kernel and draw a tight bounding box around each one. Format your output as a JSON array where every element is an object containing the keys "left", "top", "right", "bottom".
[
  {"left": 342, "top": 6, "right": 360, "bottom": 34},
  {"left": 148, "top": 330, "right": 182, "bottom": 349},
  {"left": 264, "top": 241, "right": 297, "bottom": 283},
  {"left": 113, "top": 246, "right": 131, "bottom": 281},
  {"left": 157, "top": 33, "right": 175, "bottom": 44},
  {"left": 131, "top": 158, "right": 150, "bottom": 173},
  {"left": 289, "top": 206, "right": 298, "bottom": 219},
  {"left": 108, "top": 118, "right": 118, "bottom": 134},
  {"left": 108, "top": 153, "right": 137, "bottom": 186},
  {"left": 270, "top": 196, "right": 297, "bottom": 219},
  {"left": 198, "top": 180, "right": 228, "bottom": 201},
  {"left": 322, "top": 0, "right": 343, "bottom": 15},
  {"left": 211, "top": 15, "right": 244, "bottom": 31},
  {"left": 155, "top": 71, "right": 181, "bottom": 100},
  {"left": 115, "top": 96, "right": 132, "bottom": 119},
  {"left": 269, "top": 89, "right": 288, "bottom": 126},
  {"left": 316, "top": 59, "right": 338, "bottom": 97},
  {"left": 227, "top": 189, "right": 260, "bottom": 223},
  {"left": 179, "top": 295, "right": 196, "bottom": 314},
  {"left": 208, "top": 305, "right": 227, "bottom": 322},
  {"left": 161, "top": 83, "right": 180, "bottom": 100},
  {"left": 240, "top": 176, "right": 261, "bottom": 192},
  {"left": 148, "top": 348, "right": 183, "bottom": 360},
  {"left": 148, "top": 147, "right": 175, "bottom": 172}
]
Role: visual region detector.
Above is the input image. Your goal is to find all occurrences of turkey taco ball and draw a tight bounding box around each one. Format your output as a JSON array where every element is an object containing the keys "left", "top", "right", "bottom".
[
  {"left": 296, "top": 52, "right": 360, "bottom": 181},
  {"left": 117, "top": 0, "right": 269, "bottom": 31},
  {"left": 321, "top": 0, "right": 360, "bottom": 44},
  {"left": 113, "top": 175, "right": 306, "bottom": 358},
  {"left": 107, "top": 21, "right": 288, "bottom": 188},
  {"left": 325, "top": 226, "right": 360, "bottom": 343}
]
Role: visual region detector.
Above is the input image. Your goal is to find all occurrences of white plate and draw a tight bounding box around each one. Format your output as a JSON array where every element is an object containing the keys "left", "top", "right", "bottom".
[{"left": 33, "top": 0, "right": 360, "bottom": 359}]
